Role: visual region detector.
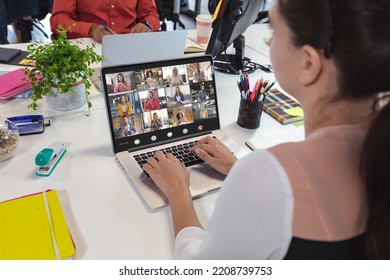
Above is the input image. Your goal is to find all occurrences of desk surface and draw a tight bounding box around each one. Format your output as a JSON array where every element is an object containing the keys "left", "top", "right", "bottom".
[{"left": 0, "top": 25, "right": 304, "bottom": 259}]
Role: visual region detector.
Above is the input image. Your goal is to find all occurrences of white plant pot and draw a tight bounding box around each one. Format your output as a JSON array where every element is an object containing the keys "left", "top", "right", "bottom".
[{"left": 46, "top": 80, "right": 86, "bottom": 111}]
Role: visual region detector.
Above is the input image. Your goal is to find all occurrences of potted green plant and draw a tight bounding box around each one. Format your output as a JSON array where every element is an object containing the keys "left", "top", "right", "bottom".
[{"left": 24, "top": 25, "right": 102, "bottom": 116}]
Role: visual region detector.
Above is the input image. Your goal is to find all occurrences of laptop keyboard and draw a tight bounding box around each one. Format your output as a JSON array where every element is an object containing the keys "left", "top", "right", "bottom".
[{"left": 133, "top": 140, "right": 204, "bottom": 169}]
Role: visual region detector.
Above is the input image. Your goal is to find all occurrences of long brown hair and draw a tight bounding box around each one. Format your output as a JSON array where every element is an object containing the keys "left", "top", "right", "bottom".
[{"left": 278, "top": 0, "right": 390, "bottom": 259}]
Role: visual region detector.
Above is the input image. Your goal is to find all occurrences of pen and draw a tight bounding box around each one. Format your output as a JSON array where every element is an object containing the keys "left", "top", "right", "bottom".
[
  {"left": 237, "top": 82, "right": 245, "bottom": 98},
  {"left": 100, "top": 21, "right": 113, "bottom": 34},
  {"left": 244, "top": 72, "right": 249, "bottom": 92},
  {"left": 239, "top": 70, "right": 244, "bottom": 86},
  {"left": 245, "top": 89, "right": 250, "bottom": 100},
  {"left": 260, "top": 80, "right": 268, "bottom": 93},
  {"left": 263, "top": 81, "right": 275, "bottom": 95},
  {"left": 257, "top": 90, "right": 265, "bottom": 102},
  {"left": 252, "top": 79, "right": 259, "bottom": 94}
]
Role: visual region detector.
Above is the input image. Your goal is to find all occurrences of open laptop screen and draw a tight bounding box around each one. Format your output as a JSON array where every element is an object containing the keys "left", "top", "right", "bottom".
[{"left": 101, "top": 55, "right": 220, "bottom": 153}]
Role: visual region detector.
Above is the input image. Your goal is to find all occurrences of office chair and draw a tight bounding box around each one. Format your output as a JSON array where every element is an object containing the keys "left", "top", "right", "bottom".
[
  {"left": 156, "top": 0, "right": 189, "bottom": 31},
  {"left": 13, "top": 18, "right": 50, "bottom": 42},
  {"left": 12, "top": 0, "right": 53, "bottom": 42},
  {"left": 1, "top": 0, "right": 53, "bottom": 43}
]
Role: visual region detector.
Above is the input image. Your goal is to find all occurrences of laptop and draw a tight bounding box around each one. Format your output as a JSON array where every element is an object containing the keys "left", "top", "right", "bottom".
[
  {"left": 101, "top": 55, "right": 247, "bottom": 212},
  {"left": 102, "top": 30, "right": 188, "bottom": 67},
  {"left": 91, "top": 30, "right": 188, "bottom": 91}
]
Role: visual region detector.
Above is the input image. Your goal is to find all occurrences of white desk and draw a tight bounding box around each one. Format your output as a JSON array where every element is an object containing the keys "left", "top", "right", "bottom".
[
  {"left": 244, "top": 23, "right": 273, "bottom": 58},
  {"left": 0, "top": 26, "right": 303, "bottom": 259}
]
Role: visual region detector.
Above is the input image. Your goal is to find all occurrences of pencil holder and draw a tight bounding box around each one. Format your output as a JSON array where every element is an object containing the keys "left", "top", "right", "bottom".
[{"left": 237, "top": 97, "right": 264, "bottom": 129}]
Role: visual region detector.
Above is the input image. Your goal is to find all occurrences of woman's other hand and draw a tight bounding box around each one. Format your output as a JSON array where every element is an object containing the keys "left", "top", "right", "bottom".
[{"left": 189, "top": 136, "right": 237, "bottom": 175}]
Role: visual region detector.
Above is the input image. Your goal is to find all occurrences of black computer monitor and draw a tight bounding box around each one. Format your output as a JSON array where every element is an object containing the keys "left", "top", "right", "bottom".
[{"left": 205, "top": 0, "right": 265, "bottom": 74}]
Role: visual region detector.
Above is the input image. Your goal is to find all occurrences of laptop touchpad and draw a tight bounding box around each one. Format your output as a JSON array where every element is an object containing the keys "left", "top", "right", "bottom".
[{"left": 189, "top": 163, "right": 225, "bottom": 191}]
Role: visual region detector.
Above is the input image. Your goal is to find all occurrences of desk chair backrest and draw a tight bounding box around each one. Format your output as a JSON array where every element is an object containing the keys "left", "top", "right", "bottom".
[{"left": 1, "top": 0, "right": 53, "bottom": 44}]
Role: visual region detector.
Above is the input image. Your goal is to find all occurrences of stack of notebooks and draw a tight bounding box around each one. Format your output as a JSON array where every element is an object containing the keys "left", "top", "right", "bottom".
[
  {"left": 262, "top": 88, "right": 304, "bottom": 124},
  {"left": 184, "top": 36, "right": 206, "bottom": 53},
  {"left": 0, "top": 189, "right": 76, "bottom": 260},
  {"left": 0, "top": 46, "right": 32, "bottom": 66},
  {"left": 0, "top": 68, "right": 33, "bottom": 99}
]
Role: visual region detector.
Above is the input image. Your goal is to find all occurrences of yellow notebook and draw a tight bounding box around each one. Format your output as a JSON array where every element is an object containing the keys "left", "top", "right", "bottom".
[
  {"left": 185, "top": 38, "right": 206, "bottom": 53},
  {"left": 0, "top": 189, "right": 75, "bottom": 260}
]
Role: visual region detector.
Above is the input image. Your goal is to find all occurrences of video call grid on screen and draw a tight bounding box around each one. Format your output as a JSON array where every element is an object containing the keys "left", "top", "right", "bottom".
[{"left": 102, "top": 57, "right": 221, "bottom": 152}]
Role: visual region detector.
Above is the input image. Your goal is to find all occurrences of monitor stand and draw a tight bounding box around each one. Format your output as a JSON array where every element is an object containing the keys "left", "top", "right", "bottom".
[{"left": 213, "top": 35, "right": 261, "bottom": 75}]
